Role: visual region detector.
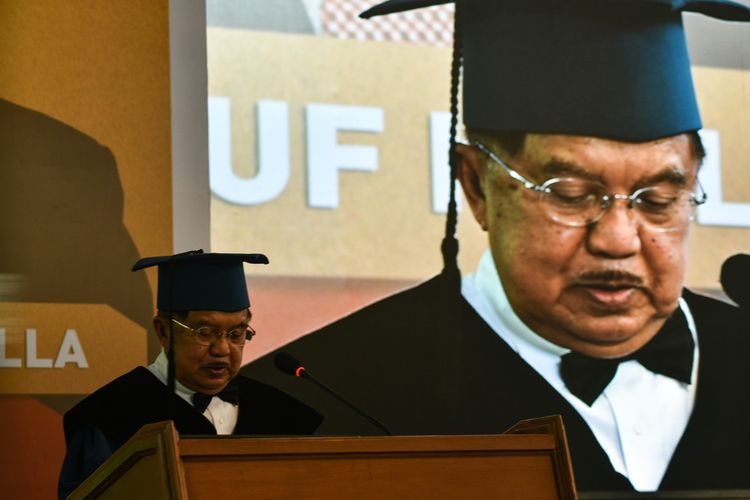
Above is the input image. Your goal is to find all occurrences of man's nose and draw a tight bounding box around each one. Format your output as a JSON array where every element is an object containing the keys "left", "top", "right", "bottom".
[
  {"left": 585, "top": 201, "right": 641, "bottom": 258},
  {"left": 209, "top": 334, "right": 232, "bottom": 354}
]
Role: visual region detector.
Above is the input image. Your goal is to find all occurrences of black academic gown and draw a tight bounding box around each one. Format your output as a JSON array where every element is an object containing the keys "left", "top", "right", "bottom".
[
  {"left": 241, "top": 272, "right": 750, "bottom": 492},
  {"left": 59, "top": 368, "right": 322, "bottom": 498}
]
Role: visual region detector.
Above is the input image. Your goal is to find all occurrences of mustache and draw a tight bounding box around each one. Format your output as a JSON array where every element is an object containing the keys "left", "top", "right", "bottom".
[{"left": 575, "top": 269, "right": 644, "bottom": 286}]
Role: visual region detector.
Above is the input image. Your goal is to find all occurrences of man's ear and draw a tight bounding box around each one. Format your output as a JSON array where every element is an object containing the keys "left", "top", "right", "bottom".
[
  {"left": 455, "top": 143, "right": 488, "bottom": 231},
  {"left": 153, "top": 316, "right": 168, "bottom": 350}
]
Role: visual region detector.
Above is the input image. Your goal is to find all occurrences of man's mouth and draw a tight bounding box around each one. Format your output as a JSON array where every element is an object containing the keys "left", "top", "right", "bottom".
[
  {"left": 575, "top": 270, "right": 645, "bottom": 307},
  {"left": 581, "top": 283, "right": 638, "bottom": 306},
  {"left": 202, "top": 363, "right": 229, "bottom": 376}
]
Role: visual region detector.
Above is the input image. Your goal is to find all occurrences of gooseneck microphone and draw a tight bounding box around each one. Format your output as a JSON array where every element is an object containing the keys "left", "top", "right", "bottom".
[
  {"left": 274, "top": 351, "right": 392, "bottom": 436},
  {"left": 720, "top": 253, "right": 750, "bottom": 309}
]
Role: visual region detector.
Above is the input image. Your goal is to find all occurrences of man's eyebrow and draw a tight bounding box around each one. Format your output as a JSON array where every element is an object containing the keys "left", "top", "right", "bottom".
[
  {"left": 634, "top": 168, "right": 690, "bottom": 188},
  {"left": 231, "top": 318, "right": 253, "bottom": 330},
  {"left": 191, "top": 318, "right": 251, "bottom": 329},
  {"left": 539, "top": 160, "right": 601, "bottom": 182},
  {"left": 539, "top": 159, "right": 691, "bottom": 187}
]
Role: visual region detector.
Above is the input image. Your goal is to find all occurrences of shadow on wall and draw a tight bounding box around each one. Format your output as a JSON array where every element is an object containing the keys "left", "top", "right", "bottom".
[{"left": 0, "top": 98, "right": 155, "bottom": 408}]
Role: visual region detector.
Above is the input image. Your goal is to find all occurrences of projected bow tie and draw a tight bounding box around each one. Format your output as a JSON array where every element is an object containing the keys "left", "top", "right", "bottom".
[
  {"left": 192, "top": 378, "right": 239, "bottom": 413},
  {"left": 559, "top": 309, "right": 694, "bottom": 406}
]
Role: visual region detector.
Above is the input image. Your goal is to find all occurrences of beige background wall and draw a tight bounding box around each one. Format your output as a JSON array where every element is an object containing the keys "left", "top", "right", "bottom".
[{"left": 0, "top": 1, "right": 173, "bottom": 497}]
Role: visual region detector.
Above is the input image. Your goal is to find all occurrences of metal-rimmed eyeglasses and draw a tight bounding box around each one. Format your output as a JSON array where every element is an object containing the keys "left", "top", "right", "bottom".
[
  {"left": 472, "top": 142, "right": 707, "bottom": 233},
  {"left": 170, "top": 317, "right": 256, "bottom": 346}
]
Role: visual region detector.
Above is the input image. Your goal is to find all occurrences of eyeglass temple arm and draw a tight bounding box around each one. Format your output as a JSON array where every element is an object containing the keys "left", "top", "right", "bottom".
[
  {"left": 692, "top": 177, "right": 707, "bottom": 205},
  {"left": 472, "top": 142, "right": 543, "bottom": 191}
]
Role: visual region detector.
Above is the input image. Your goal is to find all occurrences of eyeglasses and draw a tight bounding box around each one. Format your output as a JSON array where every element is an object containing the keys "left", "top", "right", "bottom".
[
  {"left": 170, "top": 317, "right": 256, "bottom": 346},
  {"left": 472, "top": 142, "right": 707, "bottom": 232}
]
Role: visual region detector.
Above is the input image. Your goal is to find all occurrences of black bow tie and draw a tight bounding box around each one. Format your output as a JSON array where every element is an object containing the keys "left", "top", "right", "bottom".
[
  {"left": 192, "top": 378, "right": 239, "bottom": 413},
  {"left": 559, "top": 308, "right": 694, "bottom": 406}
]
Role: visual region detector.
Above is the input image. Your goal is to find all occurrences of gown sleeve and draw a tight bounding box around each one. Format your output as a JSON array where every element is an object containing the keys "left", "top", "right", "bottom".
[{"left": 57, "top": 425, "right": 117, "bottom": 499}]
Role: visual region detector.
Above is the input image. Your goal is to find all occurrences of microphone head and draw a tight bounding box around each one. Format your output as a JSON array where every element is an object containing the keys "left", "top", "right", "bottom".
[
  {"left": 274, "top": 351, "right": 306, "bottom": 377},
  {"left": 720, "top": 253, "right": 750, "bottom": 308}
]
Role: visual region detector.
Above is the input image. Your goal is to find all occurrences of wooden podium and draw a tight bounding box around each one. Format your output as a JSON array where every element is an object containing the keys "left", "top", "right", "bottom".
[{"left": 69, "top": 416, "right": 577, "bottom": 500}]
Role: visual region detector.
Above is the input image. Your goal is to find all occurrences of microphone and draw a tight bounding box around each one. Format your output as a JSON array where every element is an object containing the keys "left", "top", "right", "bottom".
[
  {"left": 720, "top": 253, "right": 750, "bottom": 308},
  {"left": 274, "top": 351, "right": 392, "bottom": 436}
]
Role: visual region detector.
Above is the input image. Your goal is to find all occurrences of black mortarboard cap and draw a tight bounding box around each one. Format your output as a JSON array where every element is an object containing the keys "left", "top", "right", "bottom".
[
  {"left": 362, "top": 0, "right": 750, "bottom": 142},
  {"left": 132, "top": 250, "right": 269, "bottom": 312}
]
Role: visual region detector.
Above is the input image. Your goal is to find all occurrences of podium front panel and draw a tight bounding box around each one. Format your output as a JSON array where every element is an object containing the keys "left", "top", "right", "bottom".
[{"left": 179, "top": 434, "right": 566, "bottom": 500}]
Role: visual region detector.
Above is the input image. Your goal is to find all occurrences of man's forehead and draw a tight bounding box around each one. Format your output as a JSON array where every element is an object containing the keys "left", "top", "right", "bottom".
[
  {"left": 522, "top": 133, "right": 692, "bottom": 153},
  {"left": 518, "top": 133, "right": 698, "bottom": 179},
  {"left": 186, "top": 309, "right": 251, "bottom": 323}
]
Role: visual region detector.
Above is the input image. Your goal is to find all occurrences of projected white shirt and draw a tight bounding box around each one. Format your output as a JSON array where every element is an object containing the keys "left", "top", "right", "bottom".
[{"left": 461, "top": 250, "right": 699, "bottom": 492}]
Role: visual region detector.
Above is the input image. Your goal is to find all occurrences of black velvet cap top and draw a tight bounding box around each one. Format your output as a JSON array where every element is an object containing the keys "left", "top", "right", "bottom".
[
  {"left": 361, "top": 0, "right": 750, "bottom": 142},
  {"left": 131, "top": 250, "right": 269, "bottom": 312}
]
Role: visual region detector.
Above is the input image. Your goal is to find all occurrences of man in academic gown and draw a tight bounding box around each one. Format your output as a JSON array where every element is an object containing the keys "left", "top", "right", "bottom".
[
  {"left": 59, "top": 252, "right": 322, "bottom": 498},
  {"left": 242, "top": 0, "right": 750, "bottom": 494}
]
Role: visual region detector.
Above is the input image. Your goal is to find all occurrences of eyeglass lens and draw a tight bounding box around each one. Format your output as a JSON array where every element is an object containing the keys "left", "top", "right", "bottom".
[
  {"left": 191, "top": 327, "right": 250, "bottom": 346},
  {"left": 540, "top": 179, "right": 697, "bottom": 231}
]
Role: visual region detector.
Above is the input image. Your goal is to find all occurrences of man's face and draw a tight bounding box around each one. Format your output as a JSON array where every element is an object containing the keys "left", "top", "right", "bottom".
[
  {"left": 458, "top": 134, "right": 699, "bottom": 358},
  {"left": 155, "top": 309, "right": 250, "bottom": 394}
]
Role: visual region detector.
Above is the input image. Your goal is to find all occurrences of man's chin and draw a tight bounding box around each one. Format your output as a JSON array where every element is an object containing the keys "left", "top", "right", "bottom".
[
  {"left": 564, "top": 321, "right": 661, "bottom": 358},
  {"left": 524, "top": 303, "right": 637, "bottom": 349},
  {"left": 191, "top": 375, "right": 231, "bottom": 394},
  {"left": 196, "top": 383, "right": 227, "bottom": 395}
]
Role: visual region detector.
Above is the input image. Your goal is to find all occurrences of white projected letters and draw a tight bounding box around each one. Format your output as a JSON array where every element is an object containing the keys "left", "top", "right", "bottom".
[
  {"left": 696, "top": 129, "right": 750, "bottom": 228},
  {"left": 306, "top": 103, "right": 384, "bottom": 208},
  {"left": 54, "top": 329, "right": 89, "bottom": 368},
  {"left": 0, "top": 329, "right": 21, "bottom": 367},
  {"left": 209, "top": 97, "right": 291, "bottom": 205},
  {"left": 26, "top": 329, "right": 52, "bottom": 368},
  {"left": 0, "top": 328, "right": 88, "bottom": 368},
  {"left": 209, "top": 97, "right": 384, "bottom": 209}
]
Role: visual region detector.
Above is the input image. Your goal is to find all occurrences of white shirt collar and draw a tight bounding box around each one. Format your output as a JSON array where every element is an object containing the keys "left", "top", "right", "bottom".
[
  {"left": 146, "top": 350, "right": 196, "bottom": 406},
  {"left": 469, "top": 249, "right": 569, "bottom": 357}
]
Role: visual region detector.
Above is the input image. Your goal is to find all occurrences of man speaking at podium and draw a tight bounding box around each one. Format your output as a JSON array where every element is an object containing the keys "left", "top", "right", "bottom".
[
  {"left": 243, "top": 0, "right": 750, "bottom": 493},
  {"left": 58, "top": 252, "right": 322, "bottom": 498}
]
